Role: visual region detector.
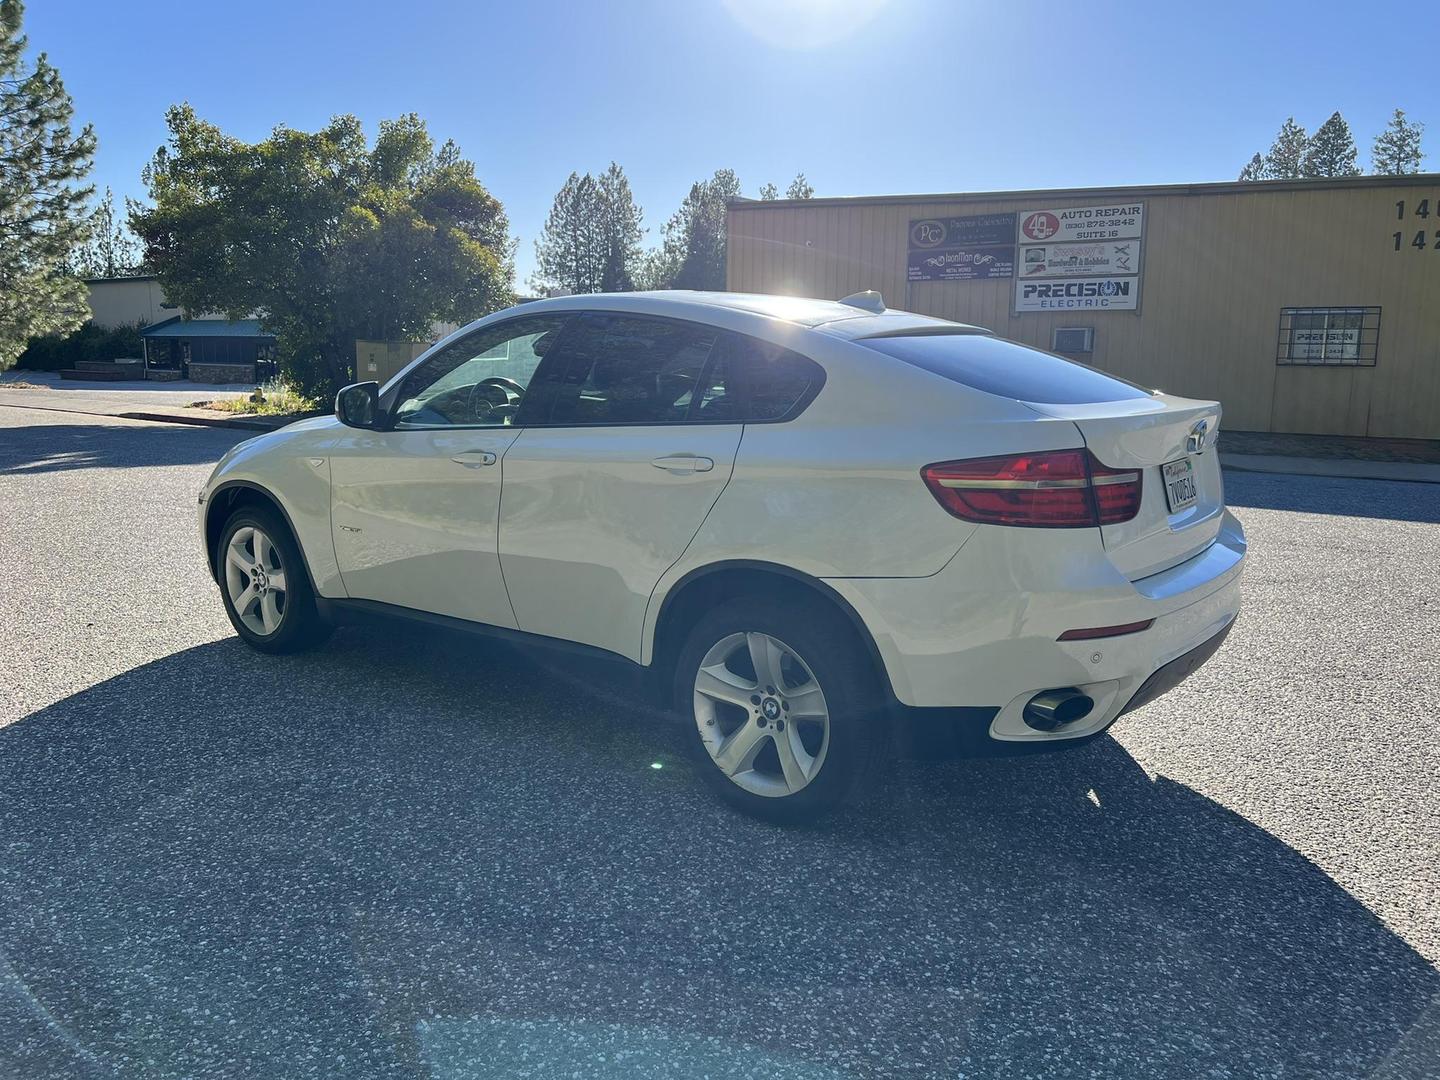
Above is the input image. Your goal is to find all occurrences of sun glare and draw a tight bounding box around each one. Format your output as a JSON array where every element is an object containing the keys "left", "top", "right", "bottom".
[{"left": 721, "top": 0, "right": 891, "bottom": 49}]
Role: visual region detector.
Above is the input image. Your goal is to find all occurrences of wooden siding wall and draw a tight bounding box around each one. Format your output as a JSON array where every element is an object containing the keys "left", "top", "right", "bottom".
[{"left": 727, "top": 183, "right": 1440, "bottom": 438}]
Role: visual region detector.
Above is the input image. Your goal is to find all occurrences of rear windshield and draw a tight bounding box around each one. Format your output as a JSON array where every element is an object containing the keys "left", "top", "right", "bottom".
[{"left": 862, "top": 334, "right": 1152, "bottom": 404}]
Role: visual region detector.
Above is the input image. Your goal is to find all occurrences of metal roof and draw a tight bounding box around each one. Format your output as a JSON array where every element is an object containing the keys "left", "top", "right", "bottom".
[
  {"left": 728, "top": 170, "right": 1440, "bottom": 211},
  {"left": 140, "top": 318, "right": 274, "bottom": 339}
]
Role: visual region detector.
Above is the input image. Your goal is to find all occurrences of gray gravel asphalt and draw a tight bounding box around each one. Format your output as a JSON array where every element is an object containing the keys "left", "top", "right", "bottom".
[{"left": 1, "top": 404, "right": 1437, "bottom": 1080}]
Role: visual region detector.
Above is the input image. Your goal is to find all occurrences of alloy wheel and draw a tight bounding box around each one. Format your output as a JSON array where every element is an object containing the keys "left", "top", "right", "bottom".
[
  {"left": 223, "top": 525, "right": 288, "bottom": 636},
  {"left": 693, "top": 631, "right": 830, "bottom": 798}
]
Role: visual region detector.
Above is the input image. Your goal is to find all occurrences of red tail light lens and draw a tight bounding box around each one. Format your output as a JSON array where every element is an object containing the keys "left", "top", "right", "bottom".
[{"left": 921, "top": 449, "right": 1142, "bottom": 528}]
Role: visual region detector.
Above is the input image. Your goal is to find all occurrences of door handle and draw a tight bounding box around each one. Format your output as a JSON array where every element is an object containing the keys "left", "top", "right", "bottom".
[
  {"left": 451, "top": 449, "right": 498, "bottom": 468},
  {"left": 651, "top": 454, "right": 714, "bottom": 474}
]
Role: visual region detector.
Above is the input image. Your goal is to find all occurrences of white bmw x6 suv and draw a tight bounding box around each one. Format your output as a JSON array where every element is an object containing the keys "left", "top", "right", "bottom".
[{"left": 199, "top": 291, "right": 1245, "bottom": 821}]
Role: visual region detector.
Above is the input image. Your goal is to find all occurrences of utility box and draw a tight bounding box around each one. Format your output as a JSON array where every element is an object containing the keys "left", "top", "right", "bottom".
[{"left": 355, "top": 340, "right": 430, "bottom": 386}]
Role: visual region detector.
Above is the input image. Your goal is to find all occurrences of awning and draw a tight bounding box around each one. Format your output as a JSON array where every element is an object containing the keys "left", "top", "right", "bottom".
[{"left": 140, "top": 318, "right": 274, "bottom": 339}]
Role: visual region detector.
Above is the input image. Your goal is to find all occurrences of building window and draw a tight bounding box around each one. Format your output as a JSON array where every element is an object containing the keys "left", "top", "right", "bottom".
[
  {"left": 1052, "top": 327, "right": 1094, "bottom": 355},
  {"left": 1276, "top": 307, "right": 1380, "bottom": 366}
]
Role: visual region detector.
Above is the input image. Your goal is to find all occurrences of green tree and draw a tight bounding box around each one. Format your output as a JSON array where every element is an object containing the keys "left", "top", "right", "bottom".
[
  {"left": 1303, "top": 111, "right": 1361, "bottom": 177},
  {"left": 132, "top": 107, "right": 513, "bottom": 395},
  {"left": 77, "top": 186, "right": 142, "bottom": 278},
  {"left": 1372, "top": 108, "right": 1426, "bottom": 175},
  {"left": 1244, "top": 117, "right": 1309, "bottom": 180},
  {"left": 1237, "top": 152, "right": 1266, "bottom": 182},
  {"left": 597, "top": 162, "right": 643, "bottom": 292},
  {"left": 785, "top": 172, "right": 815, "bottom": 199},
  {"left": 533, "top": 163, "right": 645, "bottom": 295},
  {"left": 533, "top": 171, "right": 603, "bottom": 294},
  {"left": 0, "top": 0, "right": 96, "bottom": 370},
  {"left": 643, "top": 168, "right": 742, "bottom": 291},
  {"left": 758, "top": 181, "right": 780, "bottom": 200}
]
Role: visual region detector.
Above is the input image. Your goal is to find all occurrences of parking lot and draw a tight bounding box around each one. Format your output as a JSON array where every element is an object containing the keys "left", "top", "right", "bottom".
[{"left": 1, "top": 404, "right": 1437, "bottom": 1078}]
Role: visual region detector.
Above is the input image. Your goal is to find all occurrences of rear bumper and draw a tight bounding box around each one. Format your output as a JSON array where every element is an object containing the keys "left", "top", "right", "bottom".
[{"left": 825, "top": 510, "right": 1246, "bottom": 742}]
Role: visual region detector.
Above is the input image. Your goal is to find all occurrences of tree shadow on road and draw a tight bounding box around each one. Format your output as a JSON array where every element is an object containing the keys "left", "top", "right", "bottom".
[
  {"left": 0, "top": 419, "right": 242, "bottom": 474},
  {"left": 1, "top": 627, "right": 1436, "bottom": 1079}
]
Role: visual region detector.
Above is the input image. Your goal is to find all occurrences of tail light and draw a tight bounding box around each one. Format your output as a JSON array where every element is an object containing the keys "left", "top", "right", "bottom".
[{"left": 921, "top": 449, "right": 1142, "bottom": 528}]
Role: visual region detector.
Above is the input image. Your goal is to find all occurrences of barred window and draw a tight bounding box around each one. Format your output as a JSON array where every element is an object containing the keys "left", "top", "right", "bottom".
[{"left": 1276, "top": 307, "right": 1380, "bottom": 366}]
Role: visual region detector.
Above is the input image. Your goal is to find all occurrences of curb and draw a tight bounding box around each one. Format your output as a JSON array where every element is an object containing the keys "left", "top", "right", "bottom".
[
  {"left": 116, "top": 410, "right": 286, "bottom": 431},
  {"left": 0, "top": 398, "right": 296, "bottom": 431},
  {"left": 1220, "top": 455, "right": 1440, "bottom": 485}
]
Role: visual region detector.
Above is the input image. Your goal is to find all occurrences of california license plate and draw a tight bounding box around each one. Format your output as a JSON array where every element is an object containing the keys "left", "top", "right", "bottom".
[{"left": 1162, "top": 457, "right": 1199, "bottom": 513}]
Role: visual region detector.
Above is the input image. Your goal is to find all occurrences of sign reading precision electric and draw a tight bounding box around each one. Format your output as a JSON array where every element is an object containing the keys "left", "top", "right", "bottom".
[
  {"left": 1014, "top": 203, "right": 1145, "bottom": 312},
  {"left": 907, "top": 213, "right": 1017, "bottom": 282}
]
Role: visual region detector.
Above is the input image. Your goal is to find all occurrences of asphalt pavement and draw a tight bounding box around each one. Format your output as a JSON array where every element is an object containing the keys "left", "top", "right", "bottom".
[{"left": 1, "top": 404, "right": 1437, "bottom": 1079}]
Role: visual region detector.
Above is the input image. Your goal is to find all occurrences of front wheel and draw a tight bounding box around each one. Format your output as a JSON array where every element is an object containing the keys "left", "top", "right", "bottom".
[
  {"left": 674, "top": 596, "right": 885, "bottom": 823},
  {"left": 217, "top": 507, "right": 332, "bottom": 654}
]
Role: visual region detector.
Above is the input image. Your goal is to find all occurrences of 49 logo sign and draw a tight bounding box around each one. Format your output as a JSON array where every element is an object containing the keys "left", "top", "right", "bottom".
[{"left": 1021, "top": 212, "right": 1061, "bottom": 241}]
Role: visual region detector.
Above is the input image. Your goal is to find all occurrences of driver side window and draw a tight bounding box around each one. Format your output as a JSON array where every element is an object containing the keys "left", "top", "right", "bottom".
[{"left": 392, "top": 315, "right": 571, "bottom": 429}]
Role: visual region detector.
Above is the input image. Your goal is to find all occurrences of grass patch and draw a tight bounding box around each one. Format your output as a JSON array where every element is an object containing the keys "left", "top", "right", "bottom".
[{"left": 190, "top": 378, "right": 320, "bottom": 417}]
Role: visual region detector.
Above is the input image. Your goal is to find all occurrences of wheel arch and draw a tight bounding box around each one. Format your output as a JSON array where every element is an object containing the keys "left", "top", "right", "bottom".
[
  {"left": 648, "top": 560, "right": 896, "bottom": 707},
  {"left": 204, "top": 480, "right": 317, "bottom": 589}
]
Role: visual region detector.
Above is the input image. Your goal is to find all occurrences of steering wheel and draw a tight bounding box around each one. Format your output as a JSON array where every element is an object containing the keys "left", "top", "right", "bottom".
[
  {"left": 479, "top": 376, "right": 526, "bottom": 398},
  {"left": 466, "top": 377, "right": 524, "bottom": 423}
]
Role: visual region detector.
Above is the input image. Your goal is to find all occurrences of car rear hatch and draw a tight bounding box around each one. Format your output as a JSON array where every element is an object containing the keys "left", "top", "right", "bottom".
[{"left": 1024, "top": 395, "right": 1225, "bottom": 579}]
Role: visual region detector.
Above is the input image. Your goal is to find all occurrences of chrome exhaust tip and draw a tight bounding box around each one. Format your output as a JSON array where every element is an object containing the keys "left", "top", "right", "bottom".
[{"left": 1022, "top": 688, "right": 1095, "bottom": 732}]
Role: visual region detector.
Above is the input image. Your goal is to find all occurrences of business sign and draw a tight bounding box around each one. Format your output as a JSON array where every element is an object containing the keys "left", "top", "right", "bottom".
[
  {"left": 1291, "top": 328, "right": 1360, "bottom": 361},
  {"left": 1019, "top": 204, "right": 1144, "bottom": 243},
  {"left": 1015, "top": 277, "right": 1139, "bottom": 311},
  {"left": 908, "top": 244, "right": 1015, "bottom": 281},
  {"left": 1020, "top": 240, "right": 1139, "bottom": 278},
  {"left": 908, "top": 213, "right": 1017, "bottom": 282}
]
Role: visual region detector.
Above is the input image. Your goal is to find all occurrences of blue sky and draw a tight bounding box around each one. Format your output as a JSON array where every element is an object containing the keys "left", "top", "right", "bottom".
[{"left": 24, "top": 0, "right": 1440, "bottom": 286}]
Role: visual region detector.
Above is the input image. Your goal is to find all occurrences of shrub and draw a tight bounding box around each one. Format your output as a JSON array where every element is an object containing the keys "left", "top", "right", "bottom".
[{"left": 15, "top": 320, "right": 149, "bottom": 371}]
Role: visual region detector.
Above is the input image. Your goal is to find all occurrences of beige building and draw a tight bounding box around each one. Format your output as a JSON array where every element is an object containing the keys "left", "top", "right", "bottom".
[
  {"left": 727, "top": 174, "right": 1440, "bottom": 439},
  {"left": 84, "top": 275, "right": 180, "bottom": 329}
]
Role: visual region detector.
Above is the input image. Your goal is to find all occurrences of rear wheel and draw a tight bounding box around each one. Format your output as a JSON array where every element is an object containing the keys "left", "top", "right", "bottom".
[
  {"left": 674, "top": 596, "right": 884, "bottom": 823},
  {"left": 217, "top": 507, "right": 331, "bottom": 654}
]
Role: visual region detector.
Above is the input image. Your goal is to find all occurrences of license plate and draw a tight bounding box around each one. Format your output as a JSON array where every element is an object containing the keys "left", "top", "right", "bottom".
[{"left": 1162, "top": 457, "right": 1199, "bottom": 513}]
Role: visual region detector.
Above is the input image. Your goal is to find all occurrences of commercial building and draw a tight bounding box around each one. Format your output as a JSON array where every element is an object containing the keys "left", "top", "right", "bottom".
[{"left": 726, "top": 174, "right": 1440, "bottom": 439}]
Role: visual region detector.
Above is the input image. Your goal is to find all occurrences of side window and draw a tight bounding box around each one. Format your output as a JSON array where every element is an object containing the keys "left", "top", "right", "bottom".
[
  {"left": 695, "top": 333, "right": 825, "bottom": 422},
  {"left": 547, "top": 314, "right": 718, "bottom": 426},
  {"left": 392, "top": 315, "right": 571, "bottom": 428}
]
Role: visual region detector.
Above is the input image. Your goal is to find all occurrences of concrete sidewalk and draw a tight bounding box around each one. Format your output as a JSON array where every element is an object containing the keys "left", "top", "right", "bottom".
[
  {"left": 1219, "top": 452, "right": 1440, "bottom": 485},
  {"left": 0, "top": 375, "right": 289, "bottom": 432}
]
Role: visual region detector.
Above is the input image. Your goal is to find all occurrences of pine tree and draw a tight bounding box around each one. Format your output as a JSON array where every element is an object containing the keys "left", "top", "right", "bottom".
[
  {"left": 78, "top": 187, "right": 142, "bottom": 278},
  {"left": 596, "top": 162, "right": 643, "bottom": 293},
  {"left": 785, "top": 173, "right": 815, "bottom": 199},
  {"left": 1371, "top": 108, "right": 1426, "bottom": 175},
  {"left": 1262, "top": 117, "right": 1309, "bottom": 180},
  {"left": 1237, "top": 152, "right": 1266, "bottom": 182},
  {"left": 640, "top": 169, "right": 742, "bottom": 292},
  {"left": 1302, "top": 111, "right": 1361, "bottom": 177},
  {"left": 0, "top": 0, "right": 96, "bottom": 369},
  {"left": 533, "top": 172, "right": 604, "bottom": 294},
  {"left": 758, "top": 182, "right": 780, "bottom": 200}
]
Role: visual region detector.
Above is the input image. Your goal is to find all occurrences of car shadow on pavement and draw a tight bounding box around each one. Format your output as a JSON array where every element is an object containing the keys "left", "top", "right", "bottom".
[
  {"left": 1224, "top": 469, "right": 1440, "bottom": 523},
  {"left": 1, "top": 627, "right": 1436, "bottom": 1080},
  {"left": 0, "top": 420, "right": 242, "bottom": 474}
]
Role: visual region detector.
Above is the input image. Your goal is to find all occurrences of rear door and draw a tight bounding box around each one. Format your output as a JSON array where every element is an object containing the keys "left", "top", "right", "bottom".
[
  {"left": 1026, "top": 395, "right": 1225, "bottom": 579},
  {"left": 498, "top": 313, "right": 742, "bottom": 660}
]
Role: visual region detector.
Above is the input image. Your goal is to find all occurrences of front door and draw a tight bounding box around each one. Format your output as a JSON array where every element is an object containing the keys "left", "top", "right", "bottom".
[
  {"left": 498, "top": 313, "right": 742, "bottom": 660},
  {"left": 329, "top": 313, "right": 572, "bottom": 628}
]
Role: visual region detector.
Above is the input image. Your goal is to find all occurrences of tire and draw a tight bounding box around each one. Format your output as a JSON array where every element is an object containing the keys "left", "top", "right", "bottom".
[
  {"left": 215, "top": 506, "right": 332, "bottom": 654},
  {"left": 673, "top": 594, "right": 886, "bottom": 823}
]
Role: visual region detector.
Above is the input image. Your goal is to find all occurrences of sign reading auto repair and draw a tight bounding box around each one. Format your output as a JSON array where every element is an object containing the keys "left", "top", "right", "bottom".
[
  {"left": 1015, "top": 203, "right": 1144, "bottom": 311},
  {"left": 907, "top": 213, "right": 1017, "bottom": 282}
]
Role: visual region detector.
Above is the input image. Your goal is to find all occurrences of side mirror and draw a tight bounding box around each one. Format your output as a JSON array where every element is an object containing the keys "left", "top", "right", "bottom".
[{"left": 335, "top": 381, "right": 380, "bottom": 429}]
